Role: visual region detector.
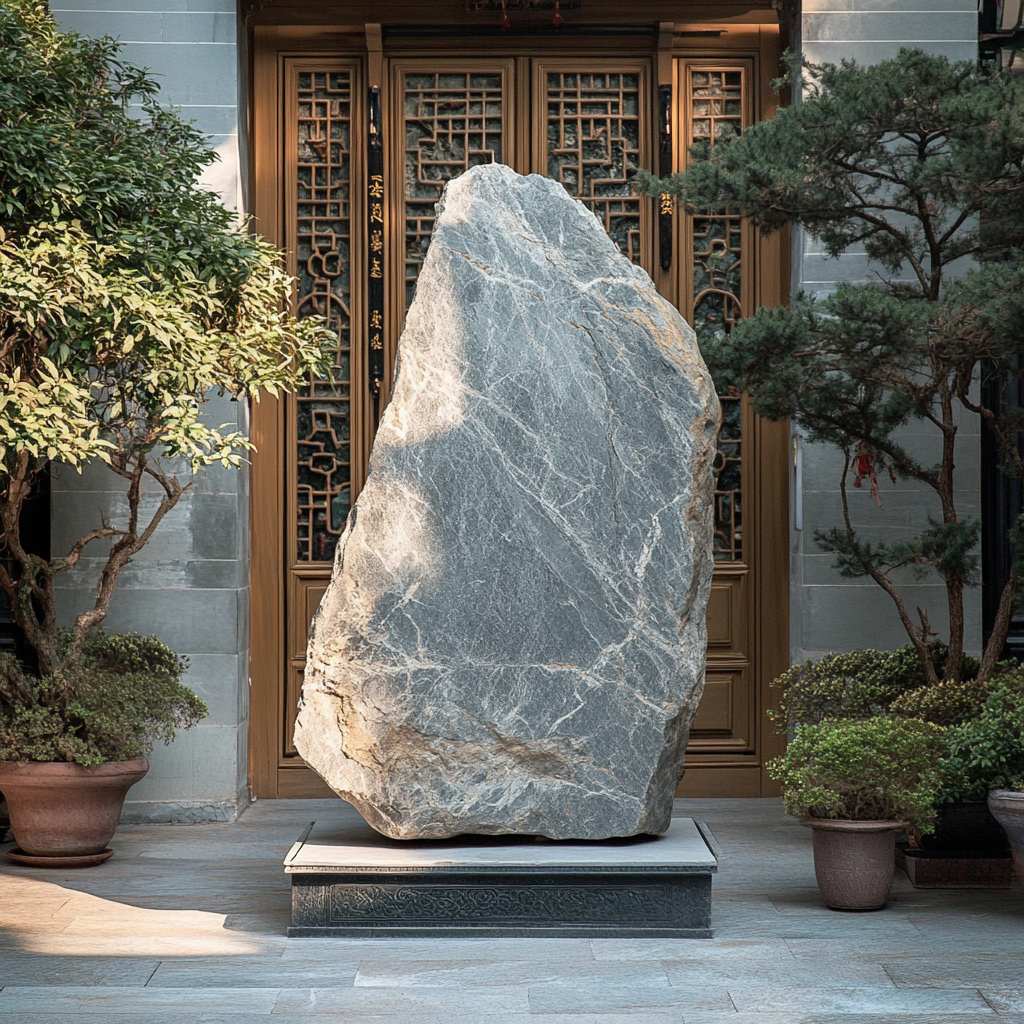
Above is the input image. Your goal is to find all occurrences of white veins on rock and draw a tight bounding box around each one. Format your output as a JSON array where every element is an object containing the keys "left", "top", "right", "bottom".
[{"left": 295, "top": 163, "right": 719, "bottom": 840}]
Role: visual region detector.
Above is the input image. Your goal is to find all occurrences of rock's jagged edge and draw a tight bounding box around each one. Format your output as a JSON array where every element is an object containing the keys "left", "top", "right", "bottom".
[{"left": 295, "top": 164, "right": 719, "bottom": 840}]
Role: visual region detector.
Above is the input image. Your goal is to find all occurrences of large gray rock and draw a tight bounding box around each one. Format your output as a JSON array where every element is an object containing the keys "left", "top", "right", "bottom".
[{"left": 295, "top": 163, "right": 719, "bottom": 840}]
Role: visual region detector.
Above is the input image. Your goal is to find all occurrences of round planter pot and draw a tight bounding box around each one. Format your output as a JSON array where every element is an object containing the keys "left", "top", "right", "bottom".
[
  {"left": 987, "top": 790, "right": 1024, "bottom": 887},
  {"left": 803, "top": 818, "right": 904, "bottom": 910},
  {"left": 0, "top": 757, "right": 148, "bottom": 867},
  {"left": 921, "top": 800, "right": 1010, "bottom": 855}
]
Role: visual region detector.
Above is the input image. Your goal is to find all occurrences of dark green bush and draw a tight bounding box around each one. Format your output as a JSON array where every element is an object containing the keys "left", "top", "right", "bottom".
[
  {"left": 941, "top": 667, "right": 1024, "bottom": 802},
  {"left": 767, "top": 716, "right": 947, "bottom": 832},
  {"left": 768, "top": 646, "right": 977, "bottom": 732},
  {"left": 891, "top": 675, "right": 996, "bottom": 727},
  {"left": 0, "top": 631, "right": 207, "bottom": 766}
]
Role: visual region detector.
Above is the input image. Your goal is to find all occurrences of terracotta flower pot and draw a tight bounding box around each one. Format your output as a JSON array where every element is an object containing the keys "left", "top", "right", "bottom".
[
  {"left": 987, "top": 790, "right": 1024, "bottom": 886},
  {"left": 803, "top": 818, "right": 904, "bottom": 910},
  {"left": 0, "top": 757, "right": 148, "bottom": 867}
]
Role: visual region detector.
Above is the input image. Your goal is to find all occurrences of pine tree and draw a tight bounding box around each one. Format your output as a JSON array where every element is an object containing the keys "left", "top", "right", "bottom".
[{"left": 638, "top": 49, "right": 1024, "bottom": 685}]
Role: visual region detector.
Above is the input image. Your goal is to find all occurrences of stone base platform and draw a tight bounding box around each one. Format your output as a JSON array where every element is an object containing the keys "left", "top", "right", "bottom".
[{"left": 285, "top": 817, "right": 718, "bottom": 938}]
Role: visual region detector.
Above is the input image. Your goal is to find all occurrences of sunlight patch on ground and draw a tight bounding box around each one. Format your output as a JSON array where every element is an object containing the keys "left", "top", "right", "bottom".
[{"left": 0, "top": 874, "right": 271, "bottom": 956}]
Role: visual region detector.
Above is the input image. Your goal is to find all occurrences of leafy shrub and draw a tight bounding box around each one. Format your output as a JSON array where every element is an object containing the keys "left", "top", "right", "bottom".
[
  {"left": 767, "top": 716, "right": 947, "bottom": 832},
  {"left": 891, "top": 675, "right": 996, "bottom": 727},
  {"left": 768, "top": 646, "right": 977, "bottom": 732},
  {"left": 0, "top": 2, "right": 332, "bottom": 679},
  {"left": 941, "top": 667, "right": 1024, "bottom": 802},
  {"left": 0, "top": 631, "right": 207, "bottom": 766}
]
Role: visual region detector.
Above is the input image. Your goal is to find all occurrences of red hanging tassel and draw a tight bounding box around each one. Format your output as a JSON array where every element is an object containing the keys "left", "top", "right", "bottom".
[
  {"left": 499, "top": 0, "right": 512, "bottom": 30},
  {"left": 552, "top": 0, "right": 564, "bottom": 27},
  {"left": 852, "top": 440, "right": 897, "bottom": 507}
]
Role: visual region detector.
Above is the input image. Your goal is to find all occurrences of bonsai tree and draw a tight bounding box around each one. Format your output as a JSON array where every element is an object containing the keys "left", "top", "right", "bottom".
[
  {"left": 0, "top": 2, "right": 331, "bottom": 683},
  {"left": 638, "top": 49, "right": 1024, "bottom": 687}
]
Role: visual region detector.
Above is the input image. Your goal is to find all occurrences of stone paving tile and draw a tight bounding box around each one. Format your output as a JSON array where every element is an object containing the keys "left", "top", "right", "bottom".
[
  {"left": 280, "top": 936, "right": 596, "bottom": 962},
  {"left": 786, "top": 936, "right": 1024, "bottom": 957},
  {"left": 664, "top": 958, "right": 894, "bottom": 986},
  {"left": 527, "top": 982, "right": 734, "bottom": 1013},
  {"left": 727, "top": 984, "right": 996, "bottom": 1014},
  {"left": 748, "top": 917, "right": 928, "bottom": 941},
  {"left": 681, "top": 1016, "right": 1024, "bottom": 1024},
  {"left": 908, "top": 915, "right": 1024, "bottom": 940},
  {"left": 0, "top": 986, "right": 280, "bottom": 1013},
  {"left": 590, "top": 937, "right": 792, "bottom": 960},
  {"left": 0, "top": 1016, "right": 206, "bottom": 1024},
  {"left": 982, "top": 990, "right": 1024, "bottom": 1013},
  {"left": 271, "top": 984, "right": 530, "bottom": 1015},
  {"left": 0, "top": 954, "right": 160, "bottom": 987},
  {"left": 352, "top": 957, "right": 666, "bottom": 987},
  {"left": 146, "top": 955, "right": 359, "bottom": 988},
  {"left": 225, "top": 1017, "right": 684, "bottom": 1024},
  {"left": 881, "top": 954, "right": 1024, "bottom": 988}
]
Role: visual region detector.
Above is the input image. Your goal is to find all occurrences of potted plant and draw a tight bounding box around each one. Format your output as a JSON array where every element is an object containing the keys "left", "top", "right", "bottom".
[
  {"left": 941, "top": 669, "right": 1024, "bottom": 884},
  {"left": 0, "top": 632, "right": 206, "bottom": 866},
  {"left": 0, "top": 3, "right": 330, "bottom": 863},
  {"left": 768, "top": 716, "right": 947, "bottom": 909},
  {"left": 889, "top": 668, "right": 1013, "bottom": 870}
]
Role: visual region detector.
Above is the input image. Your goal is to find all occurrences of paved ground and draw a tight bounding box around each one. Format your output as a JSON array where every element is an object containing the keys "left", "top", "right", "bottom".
[{"left": 1, "top": 797, "right": 1022, "bottom": 1022}]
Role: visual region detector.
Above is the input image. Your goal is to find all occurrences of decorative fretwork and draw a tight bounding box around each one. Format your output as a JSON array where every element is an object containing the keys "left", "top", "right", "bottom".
[
  {"left": 546, "top": 72, "right": 642, "bottom": 263},
  {"left": 713, "top": 394, "right": 743, "bottom": 561},
  {"left": 404, "top": 72, "right": 503, "bottom": 308},
  {"left": 690, "top": 69, "right": 742, "bottom": 143},
  {"left": 329, "top": 882, "right": 683, "bottom": 924},
  {"left": 294, "top": 69, "right": 353, "bottom": 563},
  {"left": 688, "top": 68, "right": 746, "bottom": 561},
  {"left": 692, "top": 215, "right": 743, "bottom": 336}
]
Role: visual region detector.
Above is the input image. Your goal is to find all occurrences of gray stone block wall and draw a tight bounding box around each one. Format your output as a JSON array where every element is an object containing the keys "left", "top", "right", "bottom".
[
  {"left": 50, "top": 1, "right": 248, "bottom": 821},
  {"left": 791, "top": 0, "right": 982, "bottom": 664}
]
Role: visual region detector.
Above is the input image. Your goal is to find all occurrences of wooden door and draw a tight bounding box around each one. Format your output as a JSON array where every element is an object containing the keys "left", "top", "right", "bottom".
[{"left": 250, "top": 27, "right": 788, "bottom": 799}]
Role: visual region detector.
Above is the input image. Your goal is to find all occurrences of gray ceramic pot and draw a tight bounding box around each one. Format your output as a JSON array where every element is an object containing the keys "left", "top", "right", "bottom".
[
  {"left": 987, "top": 790, "right": 1024, "bottom": 886},
  {"left": 804, "top": 818, "right": 904, "bottom": 910}
]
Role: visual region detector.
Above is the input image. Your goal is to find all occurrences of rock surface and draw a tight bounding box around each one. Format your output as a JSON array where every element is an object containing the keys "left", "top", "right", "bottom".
[{"left": 295, "top": 163, "right": 719, "bottom": 840}]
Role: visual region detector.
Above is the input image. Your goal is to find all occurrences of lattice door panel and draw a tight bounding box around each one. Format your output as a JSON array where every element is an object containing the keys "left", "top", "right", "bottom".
[
  {"left": 282, "top": 59, "right": 367, "bottom": 768},
  {"left": 533, "top": 61, "right": 652, "bottom": 274},
  {"left": 392, "top": 60, "right": 516, "bottom": 314},
  {"left": 287, "top": 63, "right": 364, "bottom": 567},
  {"left": 677, "top": 59, "right": 758, "bottom": 764}
]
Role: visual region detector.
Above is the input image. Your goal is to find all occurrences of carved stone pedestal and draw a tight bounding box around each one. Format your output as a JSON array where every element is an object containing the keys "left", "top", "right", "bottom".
[{"left": 285, "top": 817, "right": 718, "bottom": 938}]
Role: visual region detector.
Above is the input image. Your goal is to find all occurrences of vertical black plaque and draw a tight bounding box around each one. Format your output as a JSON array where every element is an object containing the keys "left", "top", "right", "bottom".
[
  {"left": 367, "top": 86, "right": 385, "bottom": 418},
  {"left": 658, "top": 83, "right": 673, "bottom": 272}
]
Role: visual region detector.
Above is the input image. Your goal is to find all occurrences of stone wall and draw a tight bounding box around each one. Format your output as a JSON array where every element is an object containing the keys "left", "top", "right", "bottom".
[
  {"left": 790, "top": 0, "right": 983, "bottom": 663},
  {"left": 50, "top": 0, "right": 248, "bottom": 821}
]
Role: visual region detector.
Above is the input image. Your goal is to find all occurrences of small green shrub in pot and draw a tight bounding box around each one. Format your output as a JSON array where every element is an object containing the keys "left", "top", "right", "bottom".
[
  {"left": 0, "top": 631, "right": 207, "bottom": 766},
  {"left": 767, "top": 716, "right": 947, "bottom": 832},
  {"left": 0, "top": 630, "right": 208, "bottom": 865},
  {"left": 767, "top": 716, "right": 947, "bottom": 909}
]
